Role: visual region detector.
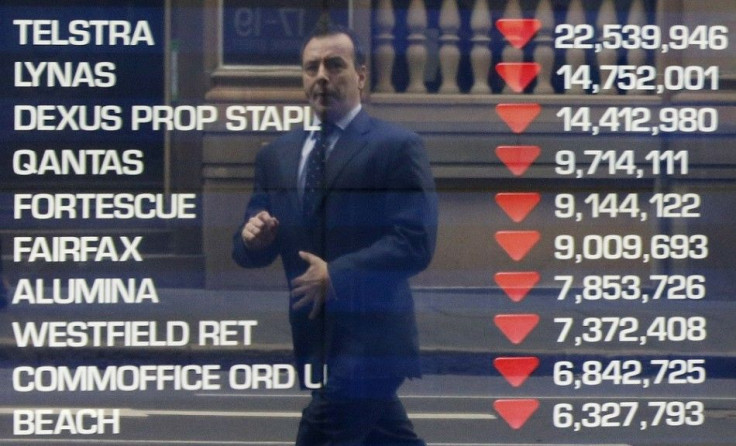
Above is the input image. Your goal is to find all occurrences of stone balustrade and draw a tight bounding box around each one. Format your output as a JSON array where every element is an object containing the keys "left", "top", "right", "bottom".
[{"left": 372, "top": 0, "right": 654, "bottom": 94}]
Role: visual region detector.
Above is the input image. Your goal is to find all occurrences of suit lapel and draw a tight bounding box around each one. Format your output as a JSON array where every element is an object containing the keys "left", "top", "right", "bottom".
[
  {"left": 326, "top": 110, "right": 370, "bottom": 189},
  {"left": 275, "top": 130, "right": 308, "bottom": 225},
  {"left": 281, "top": 130, "right": 308, "bottom": 189}
]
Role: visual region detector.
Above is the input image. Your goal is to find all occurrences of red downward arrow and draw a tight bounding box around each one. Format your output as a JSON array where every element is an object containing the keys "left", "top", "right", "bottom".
[
  {"left": 495, "top": 193, "right": 541, "bottom": 222},
  {"left": 496, "top": 103, "right": 541, "bottom": 134},
  {"left": 494, "top": 399, "right": 540, "bottom": 429},
  {"left": 494, "top": 314, "right": 540, "bottom": 344},
  {"left": 494, "top": 272, "right": 540, "bottom": 302},
  {"left": 496, "top": 63, "right": 541, "bottom": 93},
  {"left": 495, "top": 231, "right": 540, "bottom": 261},
  {"left": 495, "top": 145, "right": 541, "bottom": 177},
  {"left": 496, "top": 19, "right": 542, "bottom": 49},
  {"left": 494, "top": 356, "right": 540, "bottom": 387}
]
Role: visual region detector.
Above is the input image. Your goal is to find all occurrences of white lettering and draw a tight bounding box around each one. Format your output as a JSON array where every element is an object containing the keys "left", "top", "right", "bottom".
[
  {"left": 13, "top": 236, "right": 143, "bottom": 262},
  {"left": 131, "top": 105, "right": 218, "bottom": 131},
  {"left": 304, "top": 364, "right": 328, "bottom": 389},
  {"left": 13, "top": 149, "right": 144, "bottom": 176},
  {"left": 14, "top": 19, "right": 154, "bottom": 46},
  {"left": 14, "top": 105, "right": 123, "bottom": 131},
  {"left": 14, "top": 409, "right": 120, "bottom": 435},
  {"left": 228, "top": 364, "right": 296, "bottom": 390},
  {"left": 13, "top": 365, "right": 222, "bottom": 392},
  {"left": 12, "top": 321, "right": 190, "bottom": 348},
  {"left": 13, "top": 193, "right": 197, "bottom": 220},
  {"left": 225, "top": 105, "right": 316, "bottom": 131},
  {"left": 14, "top": 61, "right": 116, "bottom": 88},
  {"left": 198, "top": 320, "right": 257, "bottom": 346},
  {"left": 12, "top": 278, "right": 158, "bottom": 305}
]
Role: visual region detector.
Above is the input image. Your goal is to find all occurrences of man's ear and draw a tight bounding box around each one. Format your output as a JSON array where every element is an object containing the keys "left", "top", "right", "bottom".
[{"left": 357, "top": 65, "right": 367, "bottom": 91}]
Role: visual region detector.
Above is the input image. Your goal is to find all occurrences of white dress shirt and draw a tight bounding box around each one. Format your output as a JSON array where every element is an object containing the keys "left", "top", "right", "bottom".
[{"left": 298, "top": 105, "right": 362, "bottom": 199}]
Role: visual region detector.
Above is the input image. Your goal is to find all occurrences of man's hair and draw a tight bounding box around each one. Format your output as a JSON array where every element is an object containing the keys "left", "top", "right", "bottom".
[{"left": 301, "top": 17, "right": 366, "bottom": 67}]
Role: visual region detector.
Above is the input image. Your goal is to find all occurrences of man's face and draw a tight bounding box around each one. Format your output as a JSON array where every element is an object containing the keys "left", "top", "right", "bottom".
[{"left": 302, "top": 33, "right": 366, "bottom": 122}]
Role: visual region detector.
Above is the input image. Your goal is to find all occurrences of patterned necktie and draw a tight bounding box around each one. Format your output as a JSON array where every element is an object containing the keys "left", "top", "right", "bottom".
[{"left": 302, "top": 122, "right": 335, "bottom": 220}]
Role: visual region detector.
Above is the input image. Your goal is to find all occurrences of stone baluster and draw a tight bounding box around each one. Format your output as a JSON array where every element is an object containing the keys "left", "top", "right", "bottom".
[
  {"left": 373, "top": 0, "right": 396, "bottom": 93},
  {"left": 626, "top": 0, "right": 648, "bottom": 68},
  {"left": 469, "top": 0, "right": 492, "bottom": 94},
  {"left": 532, "top": 0, "right": 555, "bottom": 94},
  {"left": 596, "top": 0, "right": 618, "bottom": 95},
  {"left": 406, "top": 0, "right": 428, "bottom": 93},
  {"left": 438, "top": 0, "right": 461, "bottom": 93},
  {"left": 563, "top": 0, "right": 587, "bottom": 94},
  {"left": 500, "top": 0, "right": 523, "bottom": 93}
]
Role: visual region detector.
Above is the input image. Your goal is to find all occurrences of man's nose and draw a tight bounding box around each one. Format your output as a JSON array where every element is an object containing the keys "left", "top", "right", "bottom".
[{"left": 316, "top": 62, "right": 329, "bottom": 80}]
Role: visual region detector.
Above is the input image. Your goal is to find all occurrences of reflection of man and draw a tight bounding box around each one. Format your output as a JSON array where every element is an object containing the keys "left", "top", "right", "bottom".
[{"left": 232, "top": 21, "right": 436, "bottom": 446}]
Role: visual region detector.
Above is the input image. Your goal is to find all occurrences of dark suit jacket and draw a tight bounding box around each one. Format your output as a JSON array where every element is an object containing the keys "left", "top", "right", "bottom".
[{"left": 232, "top": 109, "right": 437, "bottom": 387}]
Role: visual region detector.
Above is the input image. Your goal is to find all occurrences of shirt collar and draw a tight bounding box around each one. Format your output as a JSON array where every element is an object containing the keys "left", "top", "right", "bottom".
[{"left": 314, "top": 104, "right": 362, "bottom": 133}]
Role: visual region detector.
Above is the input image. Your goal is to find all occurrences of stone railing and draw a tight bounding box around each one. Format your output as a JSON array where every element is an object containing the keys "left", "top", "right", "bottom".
[{"left": 372, "top": 0, "right": 656, "bottom": 95}]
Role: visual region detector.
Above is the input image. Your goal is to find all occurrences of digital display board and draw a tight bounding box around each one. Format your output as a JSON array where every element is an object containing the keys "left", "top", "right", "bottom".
[{"left": 1, "top": 0, "right": 735, "bottom": 445}]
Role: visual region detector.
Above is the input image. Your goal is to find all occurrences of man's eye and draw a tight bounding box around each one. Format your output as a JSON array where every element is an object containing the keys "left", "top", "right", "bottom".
[{"left": 325, "top": 59, "right": 346, "bottom": 71}]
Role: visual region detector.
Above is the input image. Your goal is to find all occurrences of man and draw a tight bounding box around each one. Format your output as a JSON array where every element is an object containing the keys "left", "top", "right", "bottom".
[{"left": 232, "top": 22, "right": 437, "bottom": 445}]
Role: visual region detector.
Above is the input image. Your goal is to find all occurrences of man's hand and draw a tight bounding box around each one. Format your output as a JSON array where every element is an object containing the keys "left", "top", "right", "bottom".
[
  {"left": 291, "top": 251, "right": 331, "bottom": 319},
  {"left": 241, "top": 210, "right": 279, "bottom": 250}
]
